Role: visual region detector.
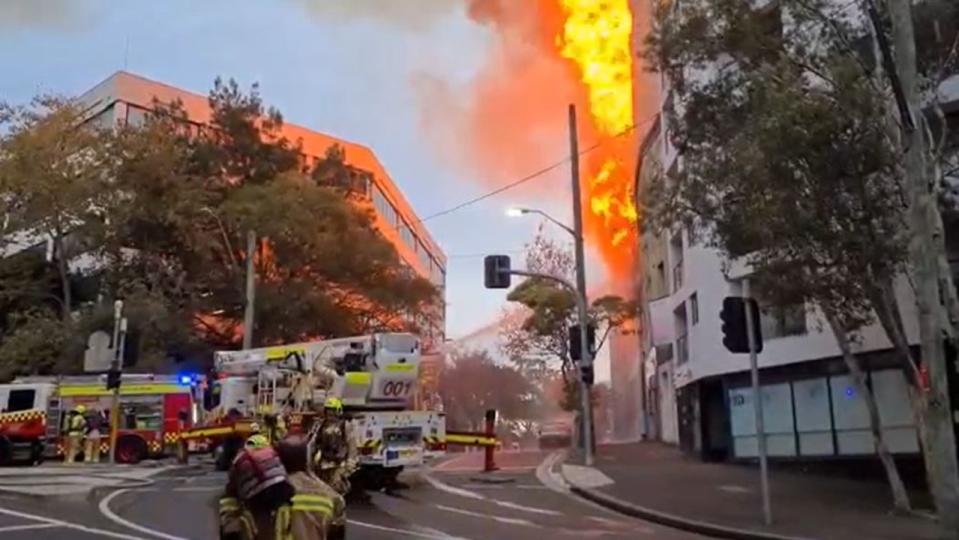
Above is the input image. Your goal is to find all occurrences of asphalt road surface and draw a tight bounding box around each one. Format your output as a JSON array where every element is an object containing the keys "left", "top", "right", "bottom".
[{"left": 0, "top": 451, "right": 705, "bottom": 539}]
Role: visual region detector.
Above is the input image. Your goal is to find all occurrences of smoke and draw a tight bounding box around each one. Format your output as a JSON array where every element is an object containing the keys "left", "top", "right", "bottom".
[
  {"left": 292, "top": 0, "right": 462, "bottom": 31},
  {"left": 0, "top": 0, "right": 92, "bottom": 30},
  {"left": 414, "top": 0, "right": 592, "bottom": 193}
]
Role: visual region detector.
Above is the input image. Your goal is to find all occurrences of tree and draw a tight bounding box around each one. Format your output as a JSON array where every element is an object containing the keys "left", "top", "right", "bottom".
[
  {"left": 438, "top": 349, "right": 537, "bottom": 433},
  {"left": 499, "top": 227, "right": 637, "bottom": 405},
  {"left": 645, "top": 0, "right": 959, "bottom": 518},
  {"left": 0, "top": 96, "right": 111, "bottom": 320},
  {"left": 0, "top": 79, "right": 439, "bottom": 377},
  {"left": 97, "top": 79, "right": 438, "bottom": 349}
]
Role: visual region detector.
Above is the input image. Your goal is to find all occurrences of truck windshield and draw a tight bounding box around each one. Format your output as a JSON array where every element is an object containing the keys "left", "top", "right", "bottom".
[{"left": 379, "top": 334, "right": 418, "bottom": 353}]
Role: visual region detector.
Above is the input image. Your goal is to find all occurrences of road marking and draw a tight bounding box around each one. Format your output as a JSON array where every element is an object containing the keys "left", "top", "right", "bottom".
[
  {"left": 434, "top": 504, "right": 538, "bottom": 527},
  {"left": 348, "top": 518, "right": 469, "bottom": 539},
  {"left": 0, "top": 523, "right": 59, "bottom": 532},
  {"left": 99, "top": 489, "right": 188, "bottom": 540},
  {"left": 494, "top": 500, "right": 562, "bottom": 516},
  {"left": 171, "top": 486, "right": 220, "bottom": 492},
  {"left": 0, "top": 505, "right": 146, "bottom": 540},
  {"left": 425, "top": 473, "right": 562, "bottom": 515}
]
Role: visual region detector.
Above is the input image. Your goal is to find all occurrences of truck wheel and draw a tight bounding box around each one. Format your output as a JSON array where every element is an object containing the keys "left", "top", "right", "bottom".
[
  {"left": 0, "top": 436, "right": 11, "bottom": 466},
  {"left": 116, "top": 436, "right": 148, "bottom": 464}
]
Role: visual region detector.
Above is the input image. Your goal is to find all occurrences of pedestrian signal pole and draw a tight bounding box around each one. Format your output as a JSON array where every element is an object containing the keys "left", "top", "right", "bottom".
[
  {"left": 743, "top": 279, "right": 772, "bottom": 525},
  {"left": 108, "top": 301, "right": 125, "bottom": 464}
]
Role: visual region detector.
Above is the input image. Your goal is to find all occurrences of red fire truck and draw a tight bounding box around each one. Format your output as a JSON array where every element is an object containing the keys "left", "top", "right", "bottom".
[{"left": 0, "top": 374, "right": 202, "bottom": 465}]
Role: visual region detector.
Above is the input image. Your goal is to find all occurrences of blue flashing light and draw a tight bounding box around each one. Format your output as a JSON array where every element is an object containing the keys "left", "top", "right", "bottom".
[
  {"left": 845, "top": 386, "right": 855, "bottom": 398},
  {"left": 178, "top": 374, "right": 194, "bottom": 385}
]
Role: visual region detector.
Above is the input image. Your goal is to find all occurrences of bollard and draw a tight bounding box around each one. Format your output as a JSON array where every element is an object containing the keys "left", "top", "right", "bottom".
[{"left": 484, "top": 409, "right": 498, "bottom": 473}]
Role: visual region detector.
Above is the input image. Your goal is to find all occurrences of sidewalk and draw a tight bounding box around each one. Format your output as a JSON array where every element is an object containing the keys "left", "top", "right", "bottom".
[{"left": 560, "top": 442, "right": 940, "bottom": 540}]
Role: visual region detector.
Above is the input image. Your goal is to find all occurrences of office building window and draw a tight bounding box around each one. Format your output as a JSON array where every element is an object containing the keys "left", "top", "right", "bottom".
[
  {"left": 690, "top": 292, "right": 699, "bottom": 325},
  {"left": 399, "top": 222, "right": 416, "bottom": 251},
  {"left": 372, "top": 185, "right": 398, "bottom": 226}
]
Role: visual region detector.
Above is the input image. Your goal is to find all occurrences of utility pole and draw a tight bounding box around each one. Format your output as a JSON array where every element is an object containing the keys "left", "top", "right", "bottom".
[
  {"left": 243, "top": 230, "right": 256, "bottom": 350},
  {"left": 568, "top": 104, "right": 594, "bottom": 466},
  {"left": 743, "top": 279, "right": 771, "bottom": 525},
  {"left": 108, "top": 300, "right": 124, "bottom": 464}
]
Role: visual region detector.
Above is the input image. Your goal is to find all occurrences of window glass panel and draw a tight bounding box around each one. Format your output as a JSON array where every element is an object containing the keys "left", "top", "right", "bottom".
[{"left": 6, "top": 389, "right": 36, "bottom": 412}]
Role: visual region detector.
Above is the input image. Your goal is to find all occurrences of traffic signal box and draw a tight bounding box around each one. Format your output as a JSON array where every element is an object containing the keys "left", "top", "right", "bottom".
[{"left": 720, "top": 296, "right": 763, "bottom": 354}]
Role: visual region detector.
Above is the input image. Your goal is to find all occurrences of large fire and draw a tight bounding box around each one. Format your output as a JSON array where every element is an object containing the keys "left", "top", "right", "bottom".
[{"left": 557, "top": 0, "right": 639, "bottom": 280}]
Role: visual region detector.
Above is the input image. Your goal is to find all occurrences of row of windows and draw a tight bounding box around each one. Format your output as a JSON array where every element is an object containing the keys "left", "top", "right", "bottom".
[
  {"left": 117, "top": 100, "right": 447, "bottom": 289},
  {"left": 371, "top": 184, "right": 445, "bottom": 287}
]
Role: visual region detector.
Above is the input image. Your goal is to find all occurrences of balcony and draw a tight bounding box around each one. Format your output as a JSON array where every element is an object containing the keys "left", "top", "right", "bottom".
[{"left": 676, "top": 334, "right": 689, "bottom": 365}]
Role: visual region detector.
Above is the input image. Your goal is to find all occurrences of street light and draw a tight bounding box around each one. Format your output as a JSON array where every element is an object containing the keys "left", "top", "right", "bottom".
[
  {"left": 505, "top": 200, "right": 595, "bottom": 467},
  {"left": 506, "top": 207, "right": 576, "bottom": 237}
]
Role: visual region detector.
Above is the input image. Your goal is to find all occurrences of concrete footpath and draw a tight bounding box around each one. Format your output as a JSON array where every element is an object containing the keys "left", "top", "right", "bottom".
[{"left": 560, "top": 442, "right": 940, "bottom": 540}]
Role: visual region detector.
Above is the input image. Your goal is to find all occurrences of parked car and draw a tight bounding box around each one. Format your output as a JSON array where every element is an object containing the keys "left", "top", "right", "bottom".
[{"left": 537, "top": 420, "right": 573, "bottom": 449}]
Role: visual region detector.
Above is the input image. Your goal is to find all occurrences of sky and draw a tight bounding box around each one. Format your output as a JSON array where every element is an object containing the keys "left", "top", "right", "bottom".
[{"left": 0, "top": 0, "right": 613, "bottom": 377}]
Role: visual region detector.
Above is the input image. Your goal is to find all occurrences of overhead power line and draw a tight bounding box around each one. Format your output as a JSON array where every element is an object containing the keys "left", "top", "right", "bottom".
[{"left": 409, "top": 113, "right": 658, "bottom": 228}]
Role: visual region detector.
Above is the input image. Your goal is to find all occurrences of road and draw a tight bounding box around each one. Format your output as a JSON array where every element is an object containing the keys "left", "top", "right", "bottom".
[{"left": 0, "top": 451, "right": 704, "bottom": 539}]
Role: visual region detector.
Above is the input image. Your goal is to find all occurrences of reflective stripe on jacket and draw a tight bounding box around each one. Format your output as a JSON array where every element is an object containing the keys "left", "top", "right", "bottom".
[
  {"left": 217, "top": 496, "right": 257, "bottom": 540},
  {"left": 67, "top": 414, "right": 86, "bottom": 435},
  {"left": 272, "top": 494, "right": 332, "bottom": 540}
]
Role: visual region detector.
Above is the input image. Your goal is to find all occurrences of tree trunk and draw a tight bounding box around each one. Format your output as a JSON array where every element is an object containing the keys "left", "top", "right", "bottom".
[
  {"left": 825, "top": 311, "right": 912, "bottom": 512},
  {"left": 52, "top": 232, "right": 71, "bottom": 321},
  {"left": 886, "top": 0, "right": 959, "bottom": 532}
]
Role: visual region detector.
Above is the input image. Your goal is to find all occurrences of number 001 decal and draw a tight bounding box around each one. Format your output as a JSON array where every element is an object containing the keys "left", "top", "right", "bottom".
[{"left": 382, "top": 381, "right": 413, "bottom": 397}]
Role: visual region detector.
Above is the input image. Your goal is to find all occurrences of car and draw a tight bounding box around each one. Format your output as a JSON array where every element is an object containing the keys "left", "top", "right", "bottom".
[{"left": 537, "top": 421, "right": 573, "bottom": 449}]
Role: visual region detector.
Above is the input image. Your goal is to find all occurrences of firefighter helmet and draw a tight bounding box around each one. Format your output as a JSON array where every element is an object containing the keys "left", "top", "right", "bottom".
[
  {"left": 324, "top": 397, "right": 343, "bottom": 414},
  {"left": 246, "top": 434, "right": 269, "bottom": 449},
  {"left": 74, "top": 404, "right": 87, "bottom": 414}
]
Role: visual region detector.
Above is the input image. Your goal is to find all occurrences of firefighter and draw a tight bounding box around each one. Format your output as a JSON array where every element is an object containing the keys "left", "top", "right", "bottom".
[
  {"left": 307, "top": 398, "right": 356, "bottom": 496},
  {"left": 219, "top": 434, "right": 294, "bottom": 540},
  {"left": 276, "top": 435, "right": 344, "bottom": 539},
  {"left": 65, "top": 405, "right": 87, "bottom": 464},
  {"left": 84, "top": 409, "right": 106, "bottom": 463},
  {"left": 263, "top": 413, "right": 287, "bottom": 445}
]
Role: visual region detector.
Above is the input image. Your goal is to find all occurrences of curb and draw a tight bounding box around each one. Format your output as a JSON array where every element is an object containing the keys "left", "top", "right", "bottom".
[{"left": 567, "top": 483, "right": 814, "bottom": 540}]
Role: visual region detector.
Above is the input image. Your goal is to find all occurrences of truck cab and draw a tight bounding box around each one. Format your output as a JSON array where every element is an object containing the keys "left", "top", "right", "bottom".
[{"left": 0, "top": 382, "right": 55, "bottom": 464}]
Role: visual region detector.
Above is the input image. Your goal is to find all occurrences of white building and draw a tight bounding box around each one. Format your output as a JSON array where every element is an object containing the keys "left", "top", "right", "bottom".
[{"left": 637, "top": 1, "right": 959, "bottom": 461}]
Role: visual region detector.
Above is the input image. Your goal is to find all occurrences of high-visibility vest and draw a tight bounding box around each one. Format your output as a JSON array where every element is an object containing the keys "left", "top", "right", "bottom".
[
  {"left": 274, "top": 493, "right": 334, "bottom": 540},
  {"left": 67, "top": 414, "right": 86, "bottom": 435},
  {"left": 231, "top": 447, "right": 288, "bottom": 502}
]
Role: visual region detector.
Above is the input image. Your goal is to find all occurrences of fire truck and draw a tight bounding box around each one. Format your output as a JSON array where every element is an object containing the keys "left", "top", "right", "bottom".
[
  {"left": 0, "top": 374, "right": 202, "bottom": 465},
  {"left": 184, "top": 332, "right": 446, "bottom": 486}
]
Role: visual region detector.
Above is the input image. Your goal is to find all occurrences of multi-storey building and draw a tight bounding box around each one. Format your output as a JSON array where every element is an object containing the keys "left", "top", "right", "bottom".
[
  {"left": 635, "top": 3, "right": 959, "bottom": 462},
  {"left": 4, "top": 71, "right": 447, "bottom": 345}
]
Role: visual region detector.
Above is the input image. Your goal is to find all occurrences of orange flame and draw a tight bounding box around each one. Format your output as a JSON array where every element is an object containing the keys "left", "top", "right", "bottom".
[{"left": 556, "top": 0, "right": 639, "bottom": 281}]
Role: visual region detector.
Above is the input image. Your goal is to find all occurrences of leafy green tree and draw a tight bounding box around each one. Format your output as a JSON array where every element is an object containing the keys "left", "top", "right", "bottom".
[
  {"left": 0, "top": 79, "right": 438, "bottom": 377},
  {"left": 0, "top": 96, "right": 111, "bottom": 320}
]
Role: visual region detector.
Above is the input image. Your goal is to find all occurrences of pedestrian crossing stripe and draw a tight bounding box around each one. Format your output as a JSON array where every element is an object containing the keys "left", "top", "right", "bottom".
[{"left": 0, "top": 409, "right": 45, "bottom": 425}]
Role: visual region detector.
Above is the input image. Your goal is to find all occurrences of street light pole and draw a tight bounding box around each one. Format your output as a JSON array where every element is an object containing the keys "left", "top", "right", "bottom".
[
  {"left": 568, "top": 104, "right": 594, "bottom": 467},
  {"left": 243, "top": 230, "right": 256, "bottom": 350},
  {"left": 108, "top": 301, "right": 124, "bottom": 464}
]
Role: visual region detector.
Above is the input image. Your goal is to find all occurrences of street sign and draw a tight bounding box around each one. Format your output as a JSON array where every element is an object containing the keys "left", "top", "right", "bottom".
[{"left": 83, "top": 331, "right": 114, "bottom": 372}]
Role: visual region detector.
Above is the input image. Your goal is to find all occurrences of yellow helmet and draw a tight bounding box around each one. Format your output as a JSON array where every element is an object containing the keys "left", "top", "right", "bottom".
[
  {"left": 74, "top": 405, "right": 87, "bottom": 414},
  {"left": 324, "top": 397, "right": 343, "bottom": 413},
  {"left": 246, "top": 434, "right": 270, "bottom": 449}
]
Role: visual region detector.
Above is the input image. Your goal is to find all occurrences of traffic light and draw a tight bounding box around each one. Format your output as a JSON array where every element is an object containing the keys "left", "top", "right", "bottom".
[
  {"left": 106, "top": 368, "right": 122, "bottom": 391},
  {"left": 580, "top": 364, "right": 595, "bottom": 385},
  {"left": 569, "top": 323, "right": 596, "bottom": 361},
  {"left": 484, "top": 255, "right": 511, "bottom": 289},
  {"left": 720, "top": 296, "right": 763, "bottom": 353}
]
